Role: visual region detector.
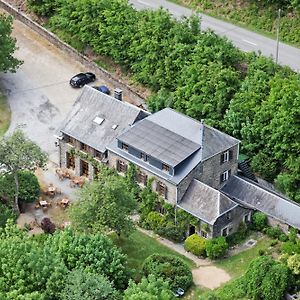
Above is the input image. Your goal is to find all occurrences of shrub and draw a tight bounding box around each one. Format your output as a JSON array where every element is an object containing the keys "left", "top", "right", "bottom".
[
  {"left": 252, "top": 212, "right": 268, "bottom": 231},
  {"left": 244, "top": 256, "right": 292, "bottom": 300},
  {"left": 41, "top": 217, "right": 56, "bottom": 234},
  {"left": 265, "top": 226, "right": 284, "bottom": 239},
  {"left": 226, "top": 222, "right": 248, "bottom": 246},
  {"left": 0, "top": 203, "right": 17, "bottom": 228},
  {"left": 184, "top": 234, "right": 206, "bottom": 257},
  {"left": 206, "top": 237, "right": 229, "bottom": 259},
  {"left": 281, "top": 241, "right": 300, "bottom": 255},
  {"left": 0, "top": 171, "right": 40, "bottom": 204},
  {"left": 143, "top": 211, "right": 164, "bottom": 231},
  {"left": 142, "top": 254, "right": 193, "bottom": 290},
  {"left": 156, "top": 223, "right": 186, "bottom": 243},
  {"left": 270, "top": 239, "right": 278, "bottom": 247},
  {"left": 279, "top": 233, "right": 288, "bottom": 242}
]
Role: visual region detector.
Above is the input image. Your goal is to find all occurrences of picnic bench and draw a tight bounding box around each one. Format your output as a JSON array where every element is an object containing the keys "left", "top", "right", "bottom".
[{"left": 55, "top": 168, "right": 72, "bottom": 181}]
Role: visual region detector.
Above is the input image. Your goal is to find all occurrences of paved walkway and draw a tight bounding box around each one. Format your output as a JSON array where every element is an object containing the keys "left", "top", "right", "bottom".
[{"left": 137, "top": 227, "right": 231, "bottom": 289}]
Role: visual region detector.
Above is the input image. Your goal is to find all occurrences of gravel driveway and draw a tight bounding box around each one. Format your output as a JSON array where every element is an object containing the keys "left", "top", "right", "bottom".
[{"left": 0, "top": 17, "right": 138, "bottom": 164}]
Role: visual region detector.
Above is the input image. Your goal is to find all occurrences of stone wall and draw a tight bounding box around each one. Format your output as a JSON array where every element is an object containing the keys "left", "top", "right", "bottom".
[
  {"left": 0, "top": 0, "right": 144, "bottom": 105},
  {"left": 200, "top": 144, "right": 239, "bottom": 190},
  {"left": 108, "top": 151, "right": 177, "bottom": 205},
  {"left": 212, "top": 206, "right": 252, "bottom": 238}
]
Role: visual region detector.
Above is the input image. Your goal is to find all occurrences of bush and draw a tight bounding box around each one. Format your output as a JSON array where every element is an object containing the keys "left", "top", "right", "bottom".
[
  {"left": 265, "top": 226, "right": 284, "bottom": 239},
  {"left": 142, "top": 211, "right": 164, "bottom": 231},
  {"left": 184, "top": 234, "right": 206, "bottom": 257},
  {"left": 244, "top": 256, "right": 292, "bottom": 300},
  {"left": 0, "top": 171, "right": 40, "bottom": 204},
  {"left": 41, "top": 217, "right": 56, "bottom": 234},
  {"left": 252, "top": 212, "right": 268, "bottom": 231},
  {"left": 279, "top": 233, "right": 288, "bottom": 242},
  {"left": 156, "top": 223, "right": 186, "bottom": 243},
  {"left": 142, "top": 254, "right": 193, "bottom": 290},
  {"left": 0, "top": 203, "right": 17, "bottom": 228},
  {"left": 270, "top": 239, "right": 278, "bottom": 247},
  {"left": 281, "top": 241, "right": 300, "bottom": 255},
  {"left": 206, "top": 237, "right": 229, "bottom": 259},
  {"left": 226, "top": 222, "right": 248, "bottom": 246}
]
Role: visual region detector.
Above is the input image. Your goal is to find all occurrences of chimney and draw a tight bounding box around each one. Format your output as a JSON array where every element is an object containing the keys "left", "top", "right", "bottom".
[{"left": 114, "top": 88, "right": 123, "bottom": 101}]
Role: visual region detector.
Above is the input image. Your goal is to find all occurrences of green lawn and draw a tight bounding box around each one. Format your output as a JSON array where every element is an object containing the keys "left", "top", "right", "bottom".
[
  {"left": 0, "top": 92, "right": 10, "bottom": 136},
  {"left": 215, "top": 237, "right": 272, "bottom": 277},
  {"left": 111, "top": 230, "right": 195, "bottom": 280}
]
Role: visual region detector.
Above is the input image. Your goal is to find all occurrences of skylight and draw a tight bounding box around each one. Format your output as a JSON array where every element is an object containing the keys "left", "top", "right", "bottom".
[
  {"left": 112, "top": 124, "right": 118, "bottom": 130},
  {"left": 93, "top": 116, "right": 104, "bottom": 125}
]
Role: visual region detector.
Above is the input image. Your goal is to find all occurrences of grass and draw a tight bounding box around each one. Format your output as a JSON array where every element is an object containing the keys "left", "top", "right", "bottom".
[
  {"left": 0, "top": 92, "right": 11, "bottom": 136},
  {"left": 111, "top": 230, "right": 195, "bottom": 280},
  {"left": 215, "top": 236, "right": 272, "bottom": 277}
]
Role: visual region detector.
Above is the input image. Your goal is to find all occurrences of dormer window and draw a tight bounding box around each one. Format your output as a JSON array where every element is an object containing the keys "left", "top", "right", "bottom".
[
  {"left": 162, "top": 163, "right": 170, "bottom": 173},
  {"left": 122, "top": 143, "right": 128, "bottom": 151}
]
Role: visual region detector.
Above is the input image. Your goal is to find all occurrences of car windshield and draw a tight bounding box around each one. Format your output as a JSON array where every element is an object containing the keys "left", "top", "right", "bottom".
[{"left": 72, "top": 73, "right": 84, "bottom": 80}]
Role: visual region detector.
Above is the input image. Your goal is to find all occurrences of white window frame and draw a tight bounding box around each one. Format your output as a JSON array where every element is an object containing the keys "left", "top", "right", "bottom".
[
  {"left": 244, "top": 213, "right": 251, "bottom": 223},
  {"left": 222, "top": 170, "right": 229, "bottom": 182},
  {"left": 223, "top": 150, "right": 229, "bottom": 163},
  {"left": 221, "top": 227, "right": 229, "bottom": 237}
]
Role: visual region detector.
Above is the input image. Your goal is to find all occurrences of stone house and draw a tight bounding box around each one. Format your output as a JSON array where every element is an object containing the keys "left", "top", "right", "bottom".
[{"left": 58, "top": 86, "right": 300, "bottom": 238}]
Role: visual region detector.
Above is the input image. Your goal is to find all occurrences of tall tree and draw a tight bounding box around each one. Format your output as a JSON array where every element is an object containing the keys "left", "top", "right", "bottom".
[
  {"left": 0, "top": 130, "right": 47, "bottom": 213},
  {"left": 68, "top": 174, "right": 136, "bottom": 235},
  {"left": 0, "top": 14, "right": 22, "bottom": 73}
]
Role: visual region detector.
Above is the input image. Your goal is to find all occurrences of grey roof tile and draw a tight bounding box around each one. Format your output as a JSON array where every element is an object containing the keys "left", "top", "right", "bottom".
[
  {"left": 222, "top": 176, "right": 300, "bottom": 230},
  {"left": 178, "top": 179, "right": 237, "bottom": 225},
  {"left": 59, "top": 86, "right": 148, "bottom": 152}
]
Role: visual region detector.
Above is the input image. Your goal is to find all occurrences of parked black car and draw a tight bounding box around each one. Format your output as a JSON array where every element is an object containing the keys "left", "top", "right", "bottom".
[
  {"left": 92, "top": 85, "right": 110, "bottom": 95},
  {"left": 69, "top": 72, "right": 96, "bottom": 88}
]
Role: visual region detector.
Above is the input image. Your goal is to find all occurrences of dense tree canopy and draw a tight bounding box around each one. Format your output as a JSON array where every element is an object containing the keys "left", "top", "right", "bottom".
[
  {"left": 68, "top": 173, "right": 136, "bottom": 235},
  {"left": 124, "top": 275, "right": 173, "bottom": 300},
  {"left": 244, "top": 256, "right": 292, "bottom": 300},
  {"left": 60, "top": 269, "right": 120, "bottom": 300},
  {"left": 0, "top": 14, "right": 22, "bottom": 73},
  {"left": 27, "top": 0, "right": 300, "bottom": 201},
  {"left": 0, "top": 221, "right": 67, "bottom": 299},
  {"left": 46, "top": 229, "right": 130, "bottom": 290},
  {"left": 0, "top": 130, "right": 47, "bottom": 212}
]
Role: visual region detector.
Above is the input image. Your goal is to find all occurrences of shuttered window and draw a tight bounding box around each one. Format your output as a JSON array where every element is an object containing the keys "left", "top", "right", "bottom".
[
  {"left": 117, "top": 160, "right": 128, "bottom": 173},
  {"left": 156, "top": 181, "right": 168, "bottom": 199}
]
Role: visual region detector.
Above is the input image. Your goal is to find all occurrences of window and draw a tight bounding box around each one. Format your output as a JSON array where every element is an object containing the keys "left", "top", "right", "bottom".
[
  {"left": 122, "top": 143, "right": 128, "bottom": 151},
  {"left": 226, "top": 212, "right": 232, "bottom": 220},
  {"left": 220, "top": 150, "right": 233, "bottom": 164},
  {"left": 67, "top": 136, "right": 76, "bottom": 146},
  {"left": 162, "top": 163, "right": 170, "bottom": 173},
  {"left": 80, "top": 160, "right": 89, "bottom": 177},
  {"left": 220, "top": 169, "right": 231, "bottom": 183},
  {"left": 117, "top": 160, "right": 127, "bottom": 173},
  {"left": 156, "top": 181, "right": 168, "bottom": 199},
  {"left": 66, "top": 152, "right": 75, "bottom": 169},
  {"left": 200, "top": 231, "right": 208, "bottom": 238},
  {"left": 80, "top": 142, "right": 88, "bottom": 152},
  {"left": 137, "top": 171, "right": 148, "bottom": 186},
  {"left": 244, "top": 213, "right": 251, "bottom": 223},
  {"left": 140, "top": 152, "right": 148, "bottom": 161},
  {"left": 222, "top": 227, "right": 228, "bottom": 237},
  {"left": 94, "top": 150, "right": 102, "bottom": 160}
]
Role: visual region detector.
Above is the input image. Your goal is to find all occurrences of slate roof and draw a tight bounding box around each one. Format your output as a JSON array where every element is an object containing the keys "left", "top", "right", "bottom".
[
  {"left": 110, "top": 108, "right": 239, "bottom": 184},
  {"left": 222, "top": 176, "right": 300, "bottom": 230},
  {"left": 147, "top": 108, "right": 240, "bottom": 160},
  {"left": 118, "top": 119, "right": 201, "bottom": 167},
  {"left": 59, "top": 86, "right": 149, "bottom": 153},
  {"left": 178, "top": 179, "right": 238, "bottom": 225}
]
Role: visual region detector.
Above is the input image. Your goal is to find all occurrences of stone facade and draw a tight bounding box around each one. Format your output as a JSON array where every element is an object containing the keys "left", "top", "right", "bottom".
[
  {"left": 108, "top": 151, "right": 177, "bottom": 205},
  {"left": 212, "top": 206, "right": 252, "bottom": 238},
  {"left": 200, "top": 145, "right": 239, "bottom": 190}
]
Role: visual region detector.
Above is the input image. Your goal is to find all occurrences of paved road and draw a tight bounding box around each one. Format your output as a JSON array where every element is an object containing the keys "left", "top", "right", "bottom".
[
  {"left": 129, "top": 0, "right": 300, "bottom": 72},
  {"left": 0, "top": 18, "right": 137, "bottom": 164}
]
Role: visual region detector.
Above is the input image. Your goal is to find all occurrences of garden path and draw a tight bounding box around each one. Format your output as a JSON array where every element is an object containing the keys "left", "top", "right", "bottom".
[{"left": 137, "top": 227, "right": 232, "bottom": 289}]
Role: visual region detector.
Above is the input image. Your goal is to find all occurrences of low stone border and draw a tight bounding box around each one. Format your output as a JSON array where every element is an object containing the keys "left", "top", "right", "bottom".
[{"left": 0, "top": 0, "right": 145, "bottom": 104}]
